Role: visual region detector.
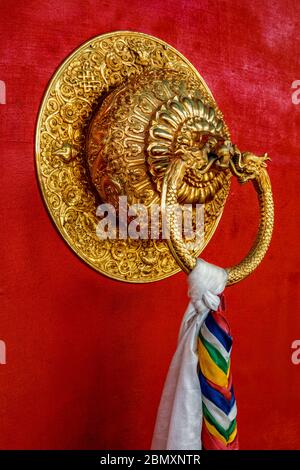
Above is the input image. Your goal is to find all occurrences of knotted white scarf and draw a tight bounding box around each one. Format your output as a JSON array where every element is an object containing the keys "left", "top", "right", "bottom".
[{"left": 151, "top": 259, "right": 227, "bottom": 450}]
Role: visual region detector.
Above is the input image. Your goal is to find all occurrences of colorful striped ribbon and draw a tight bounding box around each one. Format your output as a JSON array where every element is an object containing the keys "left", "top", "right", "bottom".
[{"left": 197, "top": 298, "right": 238, "bottom": 450}]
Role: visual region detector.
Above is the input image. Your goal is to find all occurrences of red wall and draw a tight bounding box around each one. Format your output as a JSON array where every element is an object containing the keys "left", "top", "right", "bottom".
[{"left": 1, "top": 0, "right": 300, "bottom": 450}]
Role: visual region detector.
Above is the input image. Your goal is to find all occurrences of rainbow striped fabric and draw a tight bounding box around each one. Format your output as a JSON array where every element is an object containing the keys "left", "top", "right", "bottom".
[{"left": 197, "top": 302, "right": 238, "bottom": 450}]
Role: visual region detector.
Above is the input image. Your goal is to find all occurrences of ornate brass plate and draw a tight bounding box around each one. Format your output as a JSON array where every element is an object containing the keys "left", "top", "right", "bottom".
[{"left": 35, "top": 31, "right": 231, "bottom": 283}]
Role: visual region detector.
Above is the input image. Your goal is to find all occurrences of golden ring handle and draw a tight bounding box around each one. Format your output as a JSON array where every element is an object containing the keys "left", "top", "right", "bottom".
[{"left": 161, "top": 156, "right": 274, "bottom": 286}]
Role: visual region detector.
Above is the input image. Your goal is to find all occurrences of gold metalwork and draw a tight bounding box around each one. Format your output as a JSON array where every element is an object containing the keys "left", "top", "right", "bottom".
[
  {"left": 226, "top": 152, "right": 274, "bottom": 285},
  {"left": 163, "top": 147, "right": 274, "bottom": 285},
  {"left": 35, "top": 31, "right": 274, "bottom": 284}
]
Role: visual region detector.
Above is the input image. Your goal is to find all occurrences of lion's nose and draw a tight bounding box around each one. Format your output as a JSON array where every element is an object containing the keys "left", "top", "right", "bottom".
[{"left": 196, "top": 155, "right": 208, "bottom": 169}]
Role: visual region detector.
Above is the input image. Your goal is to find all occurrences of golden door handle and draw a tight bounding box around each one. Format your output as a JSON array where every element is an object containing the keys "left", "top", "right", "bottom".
[{"left": 162, "top": 148, "right": 274, "bottom": 286}]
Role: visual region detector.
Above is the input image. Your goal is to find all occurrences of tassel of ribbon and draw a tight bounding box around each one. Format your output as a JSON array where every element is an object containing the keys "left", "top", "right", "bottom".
[{"left": 198, "top": 301, "right": 238, "bottom": 449}]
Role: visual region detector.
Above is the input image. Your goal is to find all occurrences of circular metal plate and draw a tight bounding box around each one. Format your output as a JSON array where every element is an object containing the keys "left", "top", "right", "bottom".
[{"left": 35, "top": 31, "right": 229, "bottom": 283}]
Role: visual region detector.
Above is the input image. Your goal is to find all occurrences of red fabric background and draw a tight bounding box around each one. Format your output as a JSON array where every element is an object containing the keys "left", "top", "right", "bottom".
[{"left": 1, "top": 0, "right": 300, "bottom": 450}]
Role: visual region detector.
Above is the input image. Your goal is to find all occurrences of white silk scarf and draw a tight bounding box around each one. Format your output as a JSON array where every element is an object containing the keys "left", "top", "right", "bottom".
[{"left": 151, "top": 259, "right": 228, "bottom": 450}]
